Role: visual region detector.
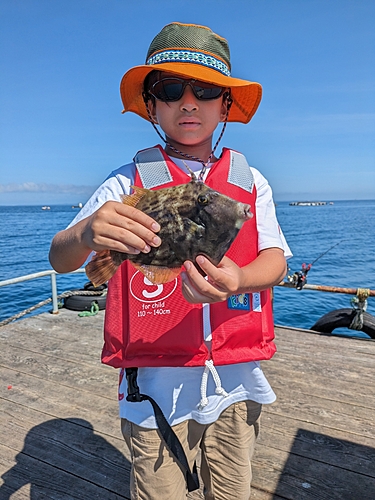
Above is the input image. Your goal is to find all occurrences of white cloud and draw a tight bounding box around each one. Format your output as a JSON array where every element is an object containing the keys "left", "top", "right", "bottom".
[{"left": 0, "top": 182, "right": 96, "bottom": 195}]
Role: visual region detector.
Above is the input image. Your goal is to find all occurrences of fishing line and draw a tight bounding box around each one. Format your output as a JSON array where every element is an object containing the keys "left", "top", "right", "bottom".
[{"left": 310, "top": 240, "right": 345, "bottom": 266}]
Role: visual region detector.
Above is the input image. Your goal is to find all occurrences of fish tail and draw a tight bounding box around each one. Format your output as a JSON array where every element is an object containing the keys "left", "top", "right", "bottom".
[{"left": 85, "top": 250, "right": 119, "bottom": 286}]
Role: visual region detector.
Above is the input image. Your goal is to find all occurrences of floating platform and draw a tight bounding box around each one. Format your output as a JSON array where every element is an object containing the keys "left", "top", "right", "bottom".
[
  {"left": 289, "top": 201, "right": 328, "bottom": 206},
  {"left": 1, "top": 310, "right": 374, "bottom": 499}
]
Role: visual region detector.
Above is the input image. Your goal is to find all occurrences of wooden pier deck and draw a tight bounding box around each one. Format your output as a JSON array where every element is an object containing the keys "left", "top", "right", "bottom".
[{"left": 0, "top": 309, "right": 374, "bottom": 499}]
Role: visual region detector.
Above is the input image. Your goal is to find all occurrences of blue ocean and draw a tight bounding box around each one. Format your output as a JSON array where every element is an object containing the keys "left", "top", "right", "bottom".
[{"left": 0, "top": 200, "right": 374, "bottom": 338}]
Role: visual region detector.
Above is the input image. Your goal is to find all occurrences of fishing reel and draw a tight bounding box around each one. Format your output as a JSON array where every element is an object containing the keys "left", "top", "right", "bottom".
[
  {"left": 287, "top": 263, "right": 312, "bottom": 290},
  {"left": 287, "top": 241, "right": 343, "bottom": 291}
]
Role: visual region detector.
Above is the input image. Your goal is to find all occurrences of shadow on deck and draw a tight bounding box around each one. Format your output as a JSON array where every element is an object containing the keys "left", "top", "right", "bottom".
[
  {"left": 0, "top": 418, "right": 131, "bottom": 499},
  {"left": 0, "top": 310, "right": 374, "bottom": 499}
]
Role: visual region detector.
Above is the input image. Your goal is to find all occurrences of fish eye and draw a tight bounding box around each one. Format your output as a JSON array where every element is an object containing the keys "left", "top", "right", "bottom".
[{"left": 198, "top": 194, "right": 209, "bottom": 205}]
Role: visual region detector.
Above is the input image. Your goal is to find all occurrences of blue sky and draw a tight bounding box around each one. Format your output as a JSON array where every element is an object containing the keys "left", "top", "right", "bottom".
[{"left": 1, "top": 0, "right": 374, "bottom": 205}]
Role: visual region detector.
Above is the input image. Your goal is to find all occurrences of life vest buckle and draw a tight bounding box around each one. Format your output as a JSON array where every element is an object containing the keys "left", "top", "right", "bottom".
[{"left": 125, "top": 367, "right": 143, "bottom": 402}]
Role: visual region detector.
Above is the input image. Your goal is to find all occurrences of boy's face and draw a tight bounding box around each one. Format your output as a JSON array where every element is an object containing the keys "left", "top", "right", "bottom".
[{"left": 147, "top": 72, "right": 228, "bottom": 152}]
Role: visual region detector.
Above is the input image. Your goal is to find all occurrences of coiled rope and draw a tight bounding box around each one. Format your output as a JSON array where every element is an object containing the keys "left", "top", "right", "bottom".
[
  {"left": 0, "top": 289, "right": 106, "bottom": 327},
  {"left": 350, "top": 288, "right": 370, "bottom": 330},
  {"left": 78, "top": 300, "right": 101, "bottom": 317}
]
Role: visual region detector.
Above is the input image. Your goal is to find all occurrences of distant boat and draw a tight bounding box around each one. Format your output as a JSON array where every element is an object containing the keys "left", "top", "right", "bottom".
[
  {"left": 41, "top": 206, "right": 51, "bottom": 210},
  {"left": 72, "top": 202, "right": 83, "bottom": 209}
]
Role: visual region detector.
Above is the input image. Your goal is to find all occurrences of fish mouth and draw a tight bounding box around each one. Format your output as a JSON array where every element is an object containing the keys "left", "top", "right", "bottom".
[{"left": 243, "top": 204, "right": 253, "bottom": 219}]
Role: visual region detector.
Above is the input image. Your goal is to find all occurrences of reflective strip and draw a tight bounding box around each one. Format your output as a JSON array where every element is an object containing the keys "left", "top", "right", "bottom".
[
  {"left": 135, "top": 147, "right": 253, "bottom": 193},
  {"left": 228, "top": 151, "right": 254, "bottom": 193},
  {"left": 134, "top": 147, "right": 173, "bottom": 189}
]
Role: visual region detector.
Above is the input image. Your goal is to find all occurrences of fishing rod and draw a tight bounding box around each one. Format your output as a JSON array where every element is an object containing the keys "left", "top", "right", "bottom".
[{"left": 287, "top": 240, "right": 344, "bottom": 290}]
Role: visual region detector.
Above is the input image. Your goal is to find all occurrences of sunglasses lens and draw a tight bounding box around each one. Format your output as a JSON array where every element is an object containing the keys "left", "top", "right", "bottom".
[
  {"left": 151, "top": 79, "right": 224, "bottom": 102},
  {"left": 152, "top": 80, "right": 184, "bottom": 101},
  {"left": 193, "top": 85, "right": 224, "bottom": 100}
]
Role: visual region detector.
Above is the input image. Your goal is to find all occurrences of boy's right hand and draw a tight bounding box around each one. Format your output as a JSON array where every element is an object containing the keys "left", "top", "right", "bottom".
[{"left": 81, "top": 200, "right": 161, "bottom": 255}]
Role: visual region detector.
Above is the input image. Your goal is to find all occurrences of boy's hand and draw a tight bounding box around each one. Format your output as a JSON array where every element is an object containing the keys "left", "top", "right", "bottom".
[
  {"left": 49, "top": 200, "right": 161, "bottom": 274},
  {"left": 82, "top": 201, "right": 161, "bottom": 255},
  {"left": 181, "top": 256, "right": 243, "bottom": 304},
  {"left": 180, "top": 248, "right": 286, "bottom": 304}
]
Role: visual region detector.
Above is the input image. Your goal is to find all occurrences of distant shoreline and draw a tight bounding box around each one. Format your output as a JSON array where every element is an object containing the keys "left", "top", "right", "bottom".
[{"left": 1, "top": 199, "right": 375, "bottom": 207}]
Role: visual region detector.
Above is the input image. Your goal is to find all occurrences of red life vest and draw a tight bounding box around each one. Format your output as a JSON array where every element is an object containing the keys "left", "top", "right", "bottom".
[{"left": 102, "top": 146, "right": 276, "bottom": 368}]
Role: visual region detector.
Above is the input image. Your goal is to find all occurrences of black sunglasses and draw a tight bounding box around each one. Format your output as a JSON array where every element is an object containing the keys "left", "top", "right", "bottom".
[{"left": 149, "top": 77, "right": 226, "bottom": 102}]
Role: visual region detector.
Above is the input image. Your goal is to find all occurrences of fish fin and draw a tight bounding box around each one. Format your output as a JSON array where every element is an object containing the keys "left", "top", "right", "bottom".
[
  {"left": 121, "top": 186, "right": 148, "bottom": 208},
  {"left": 85, "top": 250, "right": 119, "bottom": 286},
  {"left": 182, "top": 163, "right": 197, "bottom": 181},
  {"left": 132, "top": 262, "right": 181, "bottom": 284}
]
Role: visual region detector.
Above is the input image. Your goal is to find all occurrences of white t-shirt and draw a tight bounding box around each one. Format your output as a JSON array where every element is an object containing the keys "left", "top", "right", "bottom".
[{"left": 69, "top": 155, "right": 292, "bottom": 429}]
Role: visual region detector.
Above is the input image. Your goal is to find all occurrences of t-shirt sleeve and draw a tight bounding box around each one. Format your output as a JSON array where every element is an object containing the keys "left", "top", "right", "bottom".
[
  {"left": 252, "top": 167, "right": 293, "bottom": 259},
  {"left": 66, "top": 163, "right": 135, "bottom": 229}
]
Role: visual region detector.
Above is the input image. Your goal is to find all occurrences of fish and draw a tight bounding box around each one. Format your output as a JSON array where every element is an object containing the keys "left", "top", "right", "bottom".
[{"left": 85, "top": 176, "right": 252, "bottom": 286}]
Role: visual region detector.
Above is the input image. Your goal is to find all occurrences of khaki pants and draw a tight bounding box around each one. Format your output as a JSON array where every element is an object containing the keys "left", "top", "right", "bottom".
[{"left": 121, "top": 400, "right": 261, "bottom": 500}]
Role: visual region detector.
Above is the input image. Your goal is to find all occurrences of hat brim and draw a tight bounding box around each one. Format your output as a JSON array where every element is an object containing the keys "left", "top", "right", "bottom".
[{"left": 120, "top": 63, "right": 262, "bottom": 124}]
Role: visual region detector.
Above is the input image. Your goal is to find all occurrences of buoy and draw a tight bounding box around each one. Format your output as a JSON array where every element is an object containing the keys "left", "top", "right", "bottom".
[
  {"left": 63, "top": 282, "right": 107, "bottom": 312},
  {"left": 310, "top": 308, "right": 375, "bottom": 339}
]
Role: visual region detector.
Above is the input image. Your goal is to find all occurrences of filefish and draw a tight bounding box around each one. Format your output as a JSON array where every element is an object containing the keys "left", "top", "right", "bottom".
[{"left": 85, "top": 177, "right": 252, "bottom": 286}]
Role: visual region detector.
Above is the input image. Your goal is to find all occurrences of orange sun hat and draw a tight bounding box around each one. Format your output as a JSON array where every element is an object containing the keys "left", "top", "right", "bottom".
[{"left": 120, "top": 22, "right": 262, "bottom": 124}]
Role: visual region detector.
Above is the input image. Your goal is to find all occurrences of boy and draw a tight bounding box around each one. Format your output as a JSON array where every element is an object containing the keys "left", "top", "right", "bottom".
[{"left": 50, "top": 22, "right": 290, "bottom": 500}]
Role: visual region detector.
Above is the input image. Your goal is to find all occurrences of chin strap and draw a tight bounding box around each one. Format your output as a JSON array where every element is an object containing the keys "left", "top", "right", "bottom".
[
  {"left": 142, "top": 91, "right": 233, "bottom": 181},
  {"left": 125, "top": 368, "right": 200, "bottom": 492}
]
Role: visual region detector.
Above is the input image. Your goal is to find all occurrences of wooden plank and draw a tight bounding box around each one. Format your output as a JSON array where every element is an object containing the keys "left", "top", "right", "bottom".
[
  {"left": 0, "top": 392, "right": 131, "bottom": 496},
  {"left": 0, "top": 309, "right": 105, "bottom": 341},
  {"left": 0, "top": 404, "right": 131, "bottom": 492},
  {"left": 253, "top": 444, "right": 375, "bottom": 500},
  {"left": 0, "top": 314, "right": 106, "bottom": 365},
  {"left": 258, "top": 412, "right": 375, "bottom": 476},
  {"left": 0, "top": 391, "right": 205, "bottom": 499},
  {"left": 0, "top": 442, "right": 130, "bottom": 499},
  {"left": 265, "top": 370, "right": 375, "bottom": 408},
  {"left": 251, "top": 489, "right": 285, "bottom": 500},
  {"left": 0, "top": 345, "right": 118, "bottom": 401},
  {"left": 261, "top": 391, "right": 374, "bottom": 438},
  {"left": 276, "top": 334, "right": 375, "bottom": 357},
  {"left": 2, "top": 327, "right": 374, "bottom": 409},
  {"left": 0, "top": 395, "right": 127, "bottom": 453},
  {"left": 1, "top": 311, "right": 375, "bottom": 499},
  {"left": 273, "top": 329, "right": 375, "bottom": 371},
  {"left": 0, "top": 366, "right": 124, "bottom": 440},
  {"left": 0, "top": 445, "right": 31, "bottom": 499},
  {"left": 5, "top": 352, "right": 371, "bottom": 454},
  {"left": 267, "top": 350, "right": 375, "bottom": 384}
]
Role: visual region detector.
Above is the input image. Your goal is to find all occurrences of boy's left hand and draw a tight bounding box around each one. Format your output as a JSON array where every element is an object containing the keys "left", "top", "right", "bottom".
[
  {"left": 181, "top": 255, "right": 243, "bottom": 304},
  {"left": 181, "top": 247, "right": 287, "bottom": 304}
]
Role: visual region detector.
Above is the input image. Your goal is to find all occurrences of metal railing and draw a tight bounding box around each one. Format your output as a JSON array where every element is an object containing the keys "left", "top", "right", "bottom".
[
  {"left": 276, "top": 281, "right": 375, "bottom": 296},
  {"left": 1, "top": 269, "right": 373, "bottom": 317},
  {"left": 0, "top": 268, "right": 86, "bottom": 314}
]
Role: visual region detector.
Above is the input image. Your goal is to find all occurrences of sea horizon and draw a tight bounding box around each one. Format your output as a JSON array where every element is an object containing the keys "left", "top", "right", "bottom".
[{"left": 1, "top": 198, "right": 374, "bottom": 207}]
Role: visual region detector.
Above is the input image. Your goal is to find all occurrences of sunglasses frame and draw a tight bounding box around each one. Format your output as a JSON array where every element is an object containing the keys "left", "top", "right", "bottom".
[{"left": 148, "top": 77, "right": 227, "bottom": 102}]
